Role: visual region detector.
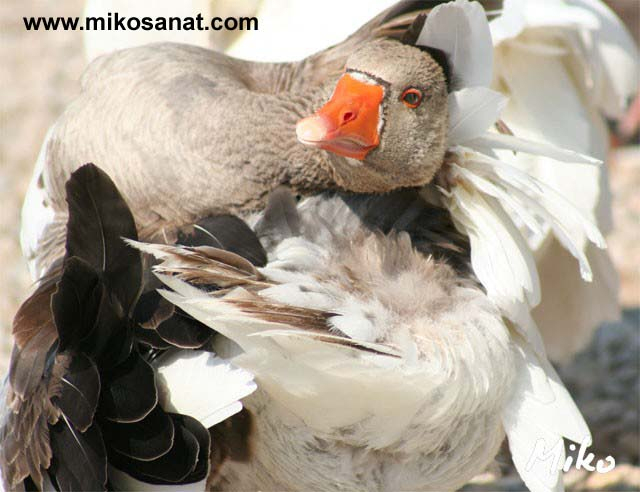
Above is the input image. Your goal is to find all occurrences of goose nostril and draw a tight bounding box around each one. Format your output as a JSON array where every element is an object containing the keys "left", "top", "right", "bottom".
[{"left": 341, "top": 110, "right": 356, "bottom": 125}]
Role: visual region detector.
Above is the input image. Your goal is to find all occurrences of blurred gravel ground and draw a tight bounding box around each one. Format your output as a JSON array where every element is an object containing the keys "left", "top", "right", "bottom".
[{"left": 0, "top": 0, "right": 638, "bottom": 490}]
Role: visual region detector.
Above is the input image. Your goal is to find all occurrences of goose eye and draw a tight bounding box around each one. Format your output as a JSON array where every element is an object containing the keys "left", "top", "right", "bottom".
[{"left": 401, "top": 88, "right": 423, "bottom": 109}]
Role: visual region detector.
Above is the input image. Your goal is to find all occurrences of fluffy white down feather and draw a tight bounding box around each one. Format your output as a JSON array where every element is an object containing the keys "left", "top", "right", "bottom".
[{"left": 150, "top": 207, "right": 514, "bottom": 490}]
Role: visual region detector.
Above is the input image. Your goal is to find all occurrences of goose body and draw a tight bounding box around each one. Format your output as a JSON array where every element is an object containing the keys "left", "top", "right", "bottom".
[
  {"left": 126, "top": 183, "right": 591, "bottom": 492},
  {"left": 3, "top": 160, "right": 593, "bottom": 491},
  {"left": 3, "top": 165, "right": 531, "bottom": 492},
  {"left": 189, "top": 192, "right": 513, "bottom": 491}
]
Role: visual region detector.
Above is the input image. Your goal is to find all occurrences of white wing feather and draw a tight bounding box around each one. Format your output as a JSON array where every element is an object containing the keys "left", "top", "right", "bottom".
[
  {"left": 448, "top": 88, "right": 508, "bottom": 144},
  {"left": 450, "top": 163, "right": 543, "bottom": 237},
  {"left": 458, "top": 154, "right": 606, "bottom": 280},
  {"left": 503, "top": 333, "right": 591, "bottom": 492},
  {"left": 445, "top": 184, "right": 540, "bottom": 308},
  {"left": 487, "top": 0, "right": 631, "bottom": 361},
  {"left": 470, "top": 133, "right": 602, "bottom": 165},
  {"left": 417, "top": 0, "right": 494, "bottom": 87},
  {"left": 156, "top": 274, "right": 425, "bottom": 441},
  {"left": 153, "top": 350, "right": 257, "bottom": 429}
]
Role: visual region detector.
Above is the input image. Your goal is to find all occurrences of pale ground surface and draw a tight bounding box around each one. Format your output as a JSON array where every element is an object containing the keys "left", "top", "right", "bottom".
[
  {"left": 0, "top": 0, "right": 85, "bottom": 374},
  {"left": 0, "top": 0, "right": 638, "bottom": 490}
]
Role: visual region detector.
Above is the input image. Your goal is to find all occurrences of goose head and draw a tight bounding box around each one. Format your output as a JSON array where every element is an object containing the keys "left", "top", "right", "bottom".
[{"left": 297, "top": 37, "right": 449, "bottom": 193}]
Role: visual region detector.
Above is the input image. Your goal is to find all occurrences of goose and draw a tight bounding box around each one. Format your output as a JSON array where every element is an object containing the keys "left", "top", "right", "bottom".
[
  {"left": 33, "top": 0, "right": 638, "bottom": 364},
  {"left": 3, "top": 0, "right": 623, "bottom": 490}
]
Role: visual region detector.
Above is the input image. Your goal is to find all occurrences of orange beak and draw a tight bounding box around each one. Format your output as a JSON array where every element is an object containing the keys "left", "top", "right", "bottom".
[{"left": 296, "top": 73, "right": 384, "bottom": 160}]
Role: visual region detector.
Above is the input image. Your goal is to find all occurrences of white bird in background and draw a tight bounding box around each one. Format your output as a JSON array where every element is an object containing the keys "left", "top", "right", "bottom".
[
  {"left": 71, "top": 0, "right": 638, "bottom": 363},
  {"left": 489, "top": 0, "right": 637, "bottom": 361}
]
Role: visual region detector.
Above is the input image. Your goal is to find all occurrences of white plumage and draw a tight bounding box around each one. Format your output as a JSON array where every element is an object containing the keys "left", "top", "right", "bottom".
[
  {"left": 20, "top": 126, "right": 56, "bottom": 281},
  {"left": 153, "top": 350, "right": 256, "bottom": 429},
  {"left": 132, "top": 184, "right": 589, "bottom": 491}
]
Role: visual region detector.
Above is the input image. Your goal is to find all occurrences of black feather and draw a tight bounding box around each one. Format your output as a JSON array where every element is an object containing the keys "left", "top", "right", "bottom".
[
  {"left": 5, "top": 163, "right": 256, "bottom": 489},
  {"left": 103, "top": 405, "right": 174, "bottom": 461},
  {"left": 99, "top": 352, "right": 157, "bottom": 423},
  {"left": 133, "top": 291, "right": 212, "bottom": 348},
  {"left": 179, "top": 414, "right": 211, "bottom": 482},
  {"left": 49, "top": 421, "right": 107, "bottom": 492},
  {"left": 178, "top": 215, "right": 267, "bottom": 267},
  {"left": 52, "top": 352, "right": 101, "bottom": 432},
  {"left": 51, "top": 256, "right": 103, "bottom": 353},
  {"left": 400, "top": 12, "right": 427, "bottom": 45},
  {"left": 135, "top": 325, "right": 173, "bottom": 349},
  {"left": 133, "top": 289, "right": 170, "bottom": 327},
  {"left": 110, "top": 414, "right": 202, "bottom": 484},
  {"left": 64, "top": 163, "right": 141, "bottom": 314},
  {"left": 83, "top": 290, "right": 133, "bottom": 369},
  {"left": 155, "top": 310, "right": 213, "bottom": 349}
]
